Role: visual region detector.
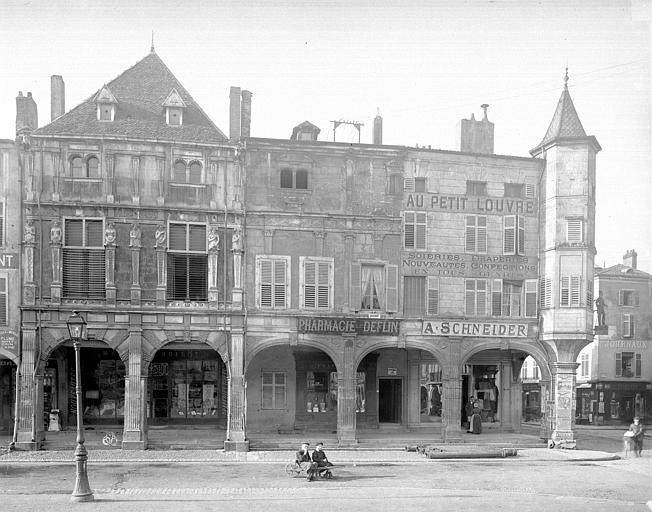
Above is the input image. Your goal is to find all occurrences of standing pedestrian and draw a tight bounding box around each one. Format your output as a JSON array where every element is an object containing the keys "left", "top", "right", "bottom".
[{"left": 629, "top": 417, "right": 644, "bottom": 457}]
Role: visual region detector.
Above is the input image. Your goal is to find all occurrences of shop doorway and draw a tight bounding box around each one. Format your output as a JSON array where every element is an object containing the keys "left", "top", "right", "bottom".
[
  {"left": 378, "top": 378, "right": 401, "bottom": 423},
  {"left": 148, "top": 346, "right": 227, "bottom": 426},
  {"left": 0, "top": 358, "right": 16, "bottom": 434}
]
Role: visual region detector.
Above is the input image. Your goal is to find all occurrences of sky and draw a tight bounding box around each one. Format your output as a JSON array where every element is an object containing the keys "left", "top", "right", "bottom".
[{"left": 0, "top": 0, "right": 650, "bottom": 271}]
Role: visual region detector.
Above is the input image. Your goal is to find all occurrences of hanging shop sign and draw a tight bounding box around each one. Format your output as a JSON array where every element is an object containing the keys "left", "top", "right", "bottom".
[
  {"left": 298, "top": 317, "right": 401, "bottom": 336},
  {"left": 402, "top": 251, "right": 537, "bottom": 279},
  {"left": 0, "top": 331, "right": 18, "bottom": 356},
  {"left": 421, "top": 320, "right": 531, "bottom": 338},
  {"left": 404, "top": 193, "right": 536, "bottom": 216}
]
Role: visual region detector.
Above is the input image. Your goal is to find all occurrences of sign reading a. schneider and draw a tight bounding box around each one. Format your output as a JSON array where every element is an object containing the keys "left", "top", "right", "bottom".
[
  {"left": 422, "top": 320, "right": 530, "bottom": 338},
  {"left": 298, "top": 317, "right": 400, "bottom": 336}
]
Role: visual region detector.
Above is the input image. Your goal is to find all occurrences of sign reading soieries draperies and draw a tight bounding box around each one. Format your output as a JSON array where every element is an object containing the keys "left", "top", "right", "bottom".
[
  {"left": 402, "top": 251, "right": 537, "bottom": 279},
  {"left": 298, "top": 317, "right": 400, "bottom": 335}
]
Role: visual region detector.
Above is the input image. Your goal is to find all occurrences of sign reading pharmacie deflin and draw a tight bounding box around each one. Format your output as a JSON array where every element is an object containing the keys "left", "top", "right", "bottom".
[
  {"left": 298, "top": 317, "right": 401, "bottom": 336},
  {"left": 421, "top": 320, "right": 532, "bottom": 338}
]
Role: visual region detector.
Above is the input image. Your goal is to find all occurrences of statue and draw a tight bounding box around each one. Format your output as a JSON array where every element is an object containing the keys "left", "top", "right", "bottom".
[
  {"left": 595, "top": 290, "right": 606, "bottom": 326},
  {"left": 104, "top": 223, "right": 116, "bottom": 246},
  {"left": 232, "top": 224, "right": 243, "bottom": 252},
  {"left": 208, "top": 227, "right": 220, "bottom": 252},
  {"left": 155, "top": 223, "right": 166, "bottom": 248},
  {"left": 24, "top": 219, "right": 36, "bottom": 244},
  {"left": 129, "top": 223, "right": 141, "bottom": 248},
  {"left": 50, "top": 220, "right": 62, "bottom": 244}
]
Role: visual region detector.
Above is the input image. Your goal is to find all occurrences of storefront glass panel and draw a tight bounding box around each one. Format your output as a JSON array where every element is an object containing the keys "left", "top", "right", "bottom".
[
  {"left": 420, "top": 362, "right": 442, "bottom": 422},
  {"left": 0, "top": 359, "right": 16, "bottom": 434}
]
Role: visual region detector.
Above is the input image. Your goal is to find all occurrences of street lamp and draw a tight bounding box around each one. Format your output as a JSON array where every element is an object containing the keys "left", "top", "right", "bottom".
[{"left": 67, "top": 311, "right": 94, "bottom": 502}]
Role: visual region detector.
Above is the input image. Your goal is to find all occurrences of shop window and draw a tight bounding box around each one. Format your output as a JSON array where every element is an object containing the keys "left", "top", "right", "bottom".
[
  {"left": 262, "top": 371, "right": 287, "bottom": 410},
  {"left": 167, "top": 223, "right": 207, "bottom": 301},
  {"left": 256, "top": 255, "right": 290, "bottom": 309},
  {"left": 351, "top": 262, "right": 398, "bottom": 312},
  {"left": 619, "top": 290, "right": 638, "bottom": 307},
  {"left": 504, "top": 183, "right": 524, "bottom": 198},
  {"left": 0, "top": 276, "right": 6, "bottom": 325},
  {"left": 305, "top": 371, "right": 335, "bottom": 413},
  {"left": 622, "top": 314, "right": 635, "bottom": 338},
  {"left": 560, "top": 275, "right": 581, "bottom": 307},
  {"left": 63, "top": 218, "right": 105, "bottom": 299},
  {"left": 580, "top": 353, "right": 590, "bottom": 377},
  {"left": 404, "top": 211, "right": 426, "bottom": 250},
  {"left": 566, "top": 218, "right": 583, "bottom": 243},
  {"left": 616, "top": 352, "right": 641, "bottom": 378},
  {"left": 465, "top": 215, "right": 487, "bottom": 253},
  {"left": 280, "top": 168, "right": 309, "bottom": 190},
  {"left": 466, "top": 180, "right": 487, "bottom": 196},
  {"left": 503, "top": 215, "right": 525, "bottom": 255},
  {"left": 300, "top": 257, "right": 333, "bottom": 310},
  {"left": 420, "top": 362, "right": 442, "bottom": 421},
  {"left": 465, "top": 279, "right": 487, "bottom": 316}
]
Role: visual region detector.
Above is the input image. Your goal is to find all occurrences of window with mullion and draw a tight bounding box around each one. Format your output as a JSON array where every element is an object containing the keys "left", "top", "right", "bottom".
[
  {"left": 62, "top": 218, "right": 105, "bottom": 299},
  {"left": 302, "top": 258, "right": 332, "bottom": 310},
  {"left": 404, "top": 211, "right": 426, "bottom": 250},
  {"left": 167, "top": 223, "right": 207, "bottom": 301}
]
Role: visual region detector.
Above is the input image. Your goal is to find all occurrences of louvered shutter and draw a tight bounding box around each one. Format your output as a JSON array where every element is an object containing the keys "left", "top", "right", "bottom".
[
  {"left": 491, "top": 279, "right": 502, "bottom": 316},
  {"left": 273, "top": 259, "right": 287, "bottom": 308},
  {"left": 403, "top": 177, "right": 415, "bottom": 191},
  {"left": 317, "top": 261, "right": 330, "bottom": 309},
  {"left": 303, "top": 260, "right": 316, "bottom": 308},
  {"left": 503, "top": 216, "right": 516, "bottom": 255},
  {"left": 350, "top": 263, "right": 362, "bottom": 311},
  {"left": 415, "top": 212, "right": 427, "bottom": 249},
  {"left": 517, "top": 216, "right": 525, "bottom": 255},
  {"left": 465, "top": 280, "right": 476, "bottom": 315},
  {"left": 385, "top": 264, "right": 399, "bottom": 312},
  {"left": 635, "top": 354, "right": 642, "bottom": 377},
  {"left": 404, "top": 212, "right": 415, "bottom": 249},
  {"left": 586, "top": 281, "right": 594, "bottom": 311},
  {"left": 570, "top": 276, "right": 581, "bottom": 306},
  {"left": 477, "top": 279, "right": 487, "bottom": 316},
  {"left": 465, "top": 217, "right": 476, "bottom": 252},
  {"left": 567, "top": 219, "right": 583, "bottom": 243},
  {"left": 259, "top": 259, "right": 273, "bottom": 307},
  {"left": 525, "top": 183, "right": 535, "bottom": 198},
  {"left": 477, "top": 216, "right": 487, "bottom": 253},
  {"left": 615, "top": 353, "right": 622, "bottom": 377},
  {"left": 560, "top": 276, "right": 570, "bottom": 307},
  {"left": 426, "top": 277, "right": 438, "bottom": 315},
  {"left": 0, "top": 277, "right": 6, "bottom": 325},
  {"left": 618, "top": 290, "right": 624, "bottom": 305},
  {"left": 525, "top": 279, "right": 537, "bottom": 317},
  {"left": 544, "top": 278, "right": 552, "bottom": 308},
  {"left": 188, "top": 255, "right": 208, "bottom": 300}
]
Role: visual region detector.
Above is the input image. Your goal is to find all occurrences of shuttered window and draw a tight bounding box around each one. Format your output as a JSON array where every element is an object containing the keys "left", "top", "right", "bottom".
[
  {"left": 616, "top": 352, "right": 639, "bottom": 377},
  {"left": 262, "top": 371, "right": 286, "bottom": 409},
  {"left": 465, "top": 215, "right": 487, "bottom": 253},
  {"left": 351, "top": 262, "right": 398, "bottom": 313},
  {"left": 301, "top": 257, "right": 332, "bottom": 310},
  {"left": 465, "top": 279, "right": 487, "bottom": 316},
  {"left": 167, "top": 223, "right": 207, "bottom": 301},
  {"left": 622, "top": 314, "right": 634, "bottom": 338},
  {"left": 525, "top": 279, "right": 538, "bottom": 317},
  {"left": 504, "top": 215, "right": 525, "bottom": 255},
  {"left": 0, "top": 276, "right": 7, "bottom": 325},
  {"left": 560, "top": 275, "right": 581, "bottom": 307},
  {"left": 257, "top": 256, "right": 290, "bottom": 309},
  {"left": 491, "top": 279, "right": 502, "bottom": 316},
  {"left": 63, "top": 219, "right": 105, "bottom": 299},
  {"left": 403, "top": 276, "right": 425, "bottom": 316},
  {"left": 586, "top": 280, "right": 594, "bottom": 311},
  {"left": 540, "top": 277, "right": 552, "bottom": 308},
  {"left": 502, "top": 280, "right": 522, "bottom": 317},
  {"left": 414, "top": 177, "right": 427, "bottom": 192},
  {"left": 525, "top": 183, "right": 536, "bottom": 198},
  {"left": 404, "top": 211, "right": 426, "bottom": 250},
  {"left": 504, "top": 183, "right": 524, "bottom": 198},
  {"left": 566, "top": 218, "right": 583, "bottom": 243},
  {"left": 427, "top": 276, "right": 439, "bottom": 315},
  {"left": 389, "top": 174, "right": 403, "bottom": 195},
  {"left": 403, "top": 177, "right": 415, "bottom": 192},
  {"left": 466, "top": 181, "right": 487, "bottom": 195}
]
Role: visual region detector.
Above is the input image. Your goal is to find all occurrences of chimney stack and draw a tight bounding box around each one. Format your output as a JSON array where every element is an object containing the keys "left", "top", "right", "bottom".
[
  {"left": 456, "top": 104, "right": 494, "bottom": 154},
  {"left": 623, "top": 249, "right": 638, "bottom": 270},
  {"left": 16, "top": 91, "right": 38, "bottom": 140},
  {"left": 51, "top": 75, "right": 65, "bottom": 121},
  {"left": 373, "top": 108, "right": 383, "bottom": 145},
  {"left": 241, "top": 90, "right": 252, "bottom": 138},
  {"left": 229, "top": 86, "right": 241, "bottom": 140}
]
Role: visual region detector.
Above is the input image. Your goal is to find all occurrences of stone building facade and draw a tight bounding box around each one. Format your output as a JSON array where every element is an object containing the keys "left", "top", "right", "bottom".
[{"left": 576, "top": 250, "right": 652, "bottom": 425}]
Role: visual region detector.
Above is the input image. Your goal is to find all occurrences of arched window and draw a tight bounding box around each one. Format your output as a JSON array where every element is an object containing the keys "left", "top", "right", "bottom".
[
  {"left": 189, "top": 162, "right": 202, "bottom": 184},
  {"left": 87, "top": 156, "right": 99, "bottom": 178},
  {"left": 71, "top": 156, "right": 83, "bottom": 177},
  {"left": 173, "top": 160, "right": 186, "bottom": 182}
]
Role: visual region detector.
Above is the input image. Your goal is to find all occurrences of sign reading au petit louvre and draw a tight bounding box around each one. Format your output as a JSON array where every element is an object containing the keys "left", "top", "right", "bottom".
[
  {"left": 298, "top": 317, "right": 400, "bottom": 336},
  {"left": 422, "top": 320, "right": 531, "bottom": 338}
]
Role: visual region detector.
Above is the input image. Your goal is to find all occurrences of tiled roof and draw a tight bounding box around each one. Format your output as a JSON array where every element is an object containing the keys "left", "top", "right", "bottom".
[
  {"left": 33, "top": 51, "right": 227, "bottom": 145},
  {"left": 596, "top": 264, "right": 652, "bottom": 279},
  {"left": 538, "top": 85, "right": 587, "bottom": 147}
]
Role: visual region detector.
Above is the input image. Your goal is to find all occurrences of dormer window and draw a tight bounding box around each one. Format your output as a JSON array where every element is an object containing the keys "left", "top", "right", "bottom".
[
  {"left": 95, "top": 85, "right": 117, "bottom": 122},
  {"left": 163, "top": 88, "right": 187, "bottom": 127}
]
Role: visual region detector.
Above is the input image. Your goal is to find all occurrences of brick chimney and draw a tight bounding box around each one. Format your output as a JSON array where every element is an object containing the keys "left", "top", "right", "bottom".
[
  {"left": 456, "top": 104, "right": 494, "bottom": 154},
  {"left": 373, "top": 109, "right": 383, "bottom": 145},
  {"left": 229, "top": 86, "right": 241, "bottom": 140},
  {"left": 623, "top": 249, "right": 637, "bottom": 270},
  {"left": 51, "top": 75, "right": 65, "bottom": 121},
  {"left": 240, "top": 90, "right": 252, "bottom": 138},
  {"left": 16, "top": 91, "right": 38, "bottom": 140}
]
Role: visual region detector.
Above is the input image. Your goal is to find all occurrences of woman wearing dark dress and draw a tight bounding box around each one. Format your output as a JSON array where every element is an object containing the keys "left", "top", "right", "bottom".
[{"left": 470, "top": 402, "right": 482, "bottom": 434}]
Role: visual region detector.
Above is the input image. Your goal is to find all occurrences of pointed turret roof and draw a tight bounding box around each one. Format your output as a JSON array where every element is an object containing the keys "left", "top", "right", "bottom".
[
  {"left": 33, "top": 51, "right": 227, "bottom": 144},
  {"left": 530, "top": 69, "right": 600, "bottom": 155}
]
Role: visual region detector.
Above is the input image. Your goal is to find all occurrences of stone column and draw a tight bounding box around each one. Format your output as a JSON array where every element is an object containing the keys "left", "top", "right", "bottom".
[
  {"left": 499, "top": 351, "right": 513, "bottom": 431},
  {"left": 122, "top": 325, "right": 146, "bottom": 449},
  {"left": 16, "top": 328, "right": 39, "bottom": 450},
  {"left": 207, "top": 226, "right": 220, "bottom": 306},
  {"left": 225, "top": 323, "right": 248, "bottom": 451},
  {"left": 442, "top": 338, "right": 462, "bottom": 442},
  {"left": 407, "top": 359, "right": 420, "bottom": 428},
  {"left": 337, "top": 335, "right": 358, "bottom": 446},
  {"left": 231, "top": 223, "right": 243, "bottom": 308},
  {"left": 22, "top": 220, "right": 36, "bottom": 306},
  {"left": 538, "top": 379, "right": 552, "bottom": 441},
  {"left": 551, "top": 362, "right": 579, "bottom": 448},
  {"left": 50, "top": 220, "right": 62, "bottom": 304},
  {"left": 511, "top": 380, "right": 523, "bottom": 434}
]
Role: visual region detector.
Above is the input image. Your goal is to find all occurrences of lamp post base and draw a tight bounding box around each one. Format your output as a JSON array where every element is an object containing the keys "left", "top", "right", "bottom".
[{"left": 71, "top": 443, "right": 94, "bottom": 502}]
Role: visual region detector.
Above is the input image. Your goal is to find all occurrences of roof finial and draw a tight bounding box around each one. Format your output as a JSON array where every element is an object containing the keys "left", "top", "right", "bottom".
[
  {"left": 564, "top": 66, "right": 569, "bottom": 89},
  {"left": 151, "top": 30, "right": 155, "bottom": 53}
]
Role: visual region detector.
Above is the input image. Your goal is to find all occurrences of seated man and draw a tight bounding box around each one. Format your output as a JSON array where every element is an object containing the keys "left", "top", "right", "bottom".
[
  {"left": 296, "top": 442, "right": 317, "bottom": 481},
  {"left": 311, "top": 442, "right": 333, "bottom": 477}
]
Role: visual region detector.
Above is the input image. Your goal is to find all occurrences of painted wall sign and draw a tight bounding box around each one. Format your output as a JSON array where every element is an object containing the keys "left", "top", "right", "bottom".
[
  {"left": 421, "top": 320, "right": 530, "bottom": 338},
  {"left": 402, "top": 251, "right": 537, "bottom": 279},
  {"left": 0, "top": 331, "right": 18, "bottom": 352},
  {"left": 298, "top": 317, "right": 400, "bottom": 336},
  {"left": 404, "top": 193, "right": 536, "bottom": 216},
  {"left": 604, "top": 340, "right": 647, "bottom": 349},
  {"left": 0, "top": 253, "right": 18, "bottom": 269}
]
